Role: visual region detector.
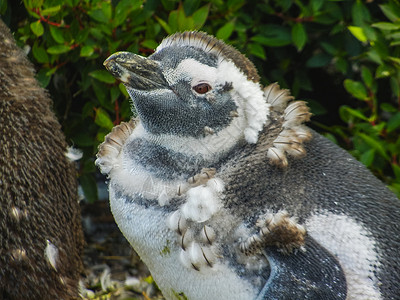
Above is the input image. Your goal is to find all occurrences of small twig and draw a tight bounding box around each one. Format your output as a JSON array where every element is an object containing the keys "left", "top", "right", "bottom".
[
  {"left": 32, "top": 8, "right": 70, "bottom": 28},
  {"left": 114, "top": 100, "right": 120, "bottom": 125}
]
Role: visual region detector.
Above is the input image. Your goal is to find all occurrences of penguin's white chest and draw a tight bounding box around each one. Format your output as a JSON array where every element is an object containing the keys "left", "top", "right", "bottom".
[
  {"left": 306, "top": 211, "right": 382, "bottom": 300},
  {"left": 109, "top": 183, "right": 260, "bottom": 300}
]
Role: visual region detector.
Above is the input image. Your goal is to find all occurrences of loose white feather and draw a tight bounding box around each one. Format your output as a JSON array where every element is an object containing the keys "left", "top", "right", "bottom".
[{"left": 45, "top": 240, "right": 58, "bottom": 271}]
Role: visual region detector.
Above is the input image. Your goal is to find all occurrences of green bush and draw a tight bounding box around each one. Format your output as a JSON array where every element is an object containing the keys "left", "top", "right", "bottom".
[{"left": 2, "top": 0, "right": 399, "bottom": 200}]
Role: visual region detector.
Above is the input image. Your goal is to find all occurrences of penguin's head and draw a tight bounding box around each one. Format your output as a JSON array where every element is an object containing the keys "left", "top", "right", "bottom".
[{"left": 104, "top": 31, "right": 270, "bottom": 145}]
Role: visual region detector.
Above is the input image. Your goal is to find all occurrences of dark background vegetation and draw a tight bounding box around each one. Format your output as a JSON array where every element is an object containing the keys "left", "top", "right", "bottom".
[{"left": 1, "top": 0, "right": 400, "bottom": 200}]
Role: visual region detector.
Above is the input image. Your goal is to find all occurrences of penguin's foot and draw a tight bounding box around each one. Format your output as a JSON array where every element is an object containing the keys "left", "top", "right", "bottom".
[{"left": 240, "top": 211, "right": 306, "bottom": 255}]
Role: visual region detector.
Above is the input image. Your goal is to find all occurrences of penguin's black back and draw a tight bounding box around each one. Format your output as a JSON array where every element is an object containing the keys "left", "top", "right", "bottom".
[{"left": 223, "top": 130, "right": 400, "bottom": 299}]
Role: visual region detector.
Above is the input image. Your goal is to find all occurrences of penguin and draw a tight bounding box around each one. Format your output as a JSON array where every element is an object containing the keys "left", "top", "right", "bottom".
[
  {"left": 96, "top": 31, "right": 400, "bottom": 299},
  {"left": 0, "top": 19, "right": 84, "bottom": 299}
]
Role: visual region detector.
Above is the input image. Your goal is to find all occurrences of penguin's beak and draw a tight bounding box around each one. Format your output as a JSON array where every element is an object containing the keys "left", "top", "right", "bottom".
[{"left": 104, "top": 52, "right": 168, "bottom": 91}]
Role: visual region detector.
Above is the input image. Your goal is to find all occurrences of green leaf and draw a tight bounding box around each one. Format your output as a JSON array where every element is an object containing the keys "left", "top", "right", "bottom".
[
  {"left": 335, "top": 57, "right": 348, "bottom": 73},
  {"left": 387, "top": 112, "right": 400, "bottom": 132},
  {"left": 357, "top": 133, "right": 390, "bottom": 160},
  {"left": 320, "top": 42, "right": 337, "bottom": 55},
  {"left": 361, "top": 25, "right": 377, "bottom": 42},
  {"left": 177, "top": 5, "right": 187, "bottom": 31},
  {"left": 367, "top": 49, "right": 383, "bottom": 65},
  {"left": 360, "top": 148, "right": 375, "bottom": 167},
  {"left": 161, "top": 0, "right": 177, "bottom": 10},
  {"left": 96, "top": 129, "right": 108, "bottom": 143},
  {"left": 49, "top": 26, "right": 64, "bottom": 44},
  {"left": 307, "top": 99, "right": 327, "bottom": 116},
  {"left": 92, "top": 80, "right": 112, "bottom": 110},
  {"left": 379, "top": 4, "right": 400, "bottom": 22},
  {"left": 88, "top": 9, "right": 109, "bottom": 23},
  {"left": 352, "top": 1, "right": 370, "bottom": 26},
  {"left": 80, "top": 45, "right": 94, "bottom": 57},
  {"left": 389, "top": 182, "right": 400, "bottom": 198},
  {"left": 311, "top": 0, "right": 324, "bottom": 12},
  {"left": 46, "top": 67, "right": 57, "bottom": 76},
  {"left": 340, "top": 105, "right": 369, "bottom": 122},
  {"left": 216, "top": 22, "right": 235, "bottom": 40},
  {"left": 192, "top": 5, "right": 209, "bottom": 29},
  {"left": 376, "top": 64, "right": 393, "bottom": 78},
  {"left": 101, "top": 1, "right": 112, "bottom": 20},
  {"left": 79, "top": 174, "right": 98, "bottom": 203},
  {"left": 115, "top": 0, "right": 142, "bottom": 22},
  {"left": 361, "top": 66, "right": 373, "bottom": 87},
  {"left": 390, "top": 77, "right": 400, "bottom": 98},
  {"left": 47, "top": 44, "right": 71, "bottom": 54},
  {"left": 76, "top": 28, "right": 89, "bottom": 43},
  {"left": 323, "top": 132, "right": 338, "bottom": 144},
  {"left": 251, "top": 25, "right": 291, "bottom": 47},
  {"left": 372, "top": 22, "right": 400, "bottom": 31},
  {"left": 36, "top": 68, "right": 51, "bottom": 88},
  {"left": 305, "top": 53, "right": 331, "bottom": 68},
  {"left": 65, "top": 0, "right": 79, "bottom": 6},
  {"left": 32, "top": 41, "right": 49, "bottom": 63},
  {"left": 393, "top": 164, "right": 400, "bottom": 180},
  {"left": 168, "top": 10, "right": 178, "bottom": 32},
  {"left": 389, "top": 56, "right": 400, "bottom": 65},
  {"left": 141, "top": 39, "right": 158, "bottom": 49},
  {"left": 73, "top": 131, "right": 94, "bottom": 147},
  {"left": 110, "top": 86, "right": 121, "bottom": 102},
  {"left": 41, "top": 5, "right": 61, "bottom": 16},
  {"left": 30, "top": 21, "right": 44, "bottom": 36},
  {"left": 248, "top": 43, "right": 266, "bottom": 60},
  {"left": 119, "top": 83, "right": 129, "bottom": 98},
  {"left": 381, "top": 103, "right": 397, "bottom": 113},
  {"left": 89, "top": 70, "right": 116, "bottom": 84},
  {"left": 292, "top": 22, "right": 307, "bottom": 51},
  {"left": 348, "top": 26, "right": 368, "bottom": 43},
  {"left": 0, "top": 0, "right": 7, "bottom": 15},
  {"left": 183, "top": 0, "right": 200, "bottom": 15},
  {"left": 155, "top": 15, "right": 172, "bottom": 34},
  {"left": 176, "top": 7, "right": 195, "bottom": 32},
  {"left": 343, "top": 79, "right": 368, "bottom": 100},
  {"left": 95, "top": 107, "right": 114, "bottom": 130}
]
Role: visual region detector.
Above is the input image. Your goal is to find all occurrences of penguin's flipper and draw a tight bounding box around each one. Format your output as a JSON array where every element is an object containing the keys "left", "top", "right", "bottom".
[{"left": 256, "top": 235, "right": 347, "bottom": 300}]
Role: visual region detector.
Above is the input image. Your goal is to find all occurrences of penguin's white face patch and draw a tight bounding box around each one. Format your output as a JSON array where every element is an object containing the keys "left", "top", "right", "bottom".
[
  {"left": 306, "top": 211, "right": 382, "bottom": 300},
  {"left": 161, "top": 57, "right": 270, "bottom": 146},
  {"left": 163, "top": 58, "right": 217, "bottom": 89}
]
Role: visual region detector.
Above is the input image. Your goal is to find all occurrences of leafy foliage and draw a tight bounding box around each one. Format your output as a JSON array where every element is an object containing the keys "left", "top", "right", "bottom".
[{"left": 2, "top": 0, "right": 400, "bottom": 200}]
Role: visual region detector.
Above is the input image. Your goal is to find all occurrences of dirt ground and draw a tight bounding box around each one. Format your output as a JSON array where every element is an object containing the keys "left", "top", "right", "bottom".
[{"left": 80, "top": 199, "right": 164, "bottom": 300}]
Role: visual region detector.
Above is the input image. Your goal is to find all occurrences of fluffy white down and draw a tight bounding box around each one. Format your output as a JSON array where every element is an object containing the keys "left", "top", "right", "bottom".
[
  {"left": 217, "top": 59, "right": 270, "bottom": 144},
  {"left": 181, "top": 178, "right": 224, "bottom": 223},
  {"left": 306, "top": 212, "right": 382, "bottom": 300},
  {"left": 65, "top": 146, "right": 83, "bottom": 162}
]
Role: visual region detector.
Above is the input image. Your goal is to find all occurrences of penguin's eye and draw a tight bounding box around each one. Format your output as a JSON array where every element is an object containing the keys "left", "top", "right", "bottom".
[{"left": 193, "top": 83, "right": 212, "bottom": 94}]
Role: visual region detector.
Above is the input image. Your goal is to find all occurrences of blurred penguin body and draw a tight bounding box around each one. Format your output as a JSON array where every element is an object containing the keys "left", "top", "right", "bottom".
[{"left": 0, "top": 20, "right": 84, "bottom": 300}]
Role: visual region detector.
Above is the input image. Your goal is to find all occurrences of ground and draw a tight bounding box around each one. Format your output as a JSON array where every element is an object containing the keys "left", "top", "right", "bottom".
[{"left": 81, "top": 199, "right": 164, "bottom": 300}]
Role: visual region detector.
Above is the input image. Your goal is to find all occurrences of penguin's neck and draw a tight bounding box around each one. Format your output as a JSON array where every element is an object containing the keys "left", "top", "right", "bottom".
[
  {"left": 113, "top": 120, "right": 246, "bottom": 204},
  {"left": 124, "top": 134, "right": 206, "bottom": 179},
  {"left": 139, "top": 115, "right": 248, "bottom": 170}
]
